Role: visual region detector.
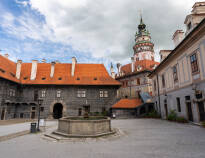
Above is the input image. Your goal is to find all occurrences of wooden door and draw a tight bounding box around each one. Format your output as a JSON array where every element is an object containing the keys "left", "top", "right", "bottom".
[
  {"left": 164, "top": 104, "right": 168, "bottom": 118},
  {"left": 186, "top": 102, "right": 193, "bottom": 122},
  {"left": 198, "top": 101, "right": 205, "bottom": 121}
]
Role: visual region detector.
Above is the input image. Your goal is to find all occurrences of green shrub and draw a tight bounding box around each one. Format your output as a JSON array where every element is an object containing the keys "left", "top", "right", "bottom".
[
  {"left": 94, "top": 112, "right": 100, "bottom": 116},
  {"left": 101, "top": 110, "right": 108, "bottom": 116},
  {"left": 142, "top": 110, "right": 160, "bottom": 118},
  {"left": 167, "top": 110, "right": 177, "bottom": 121},
  {"left": 147, "top": 110, "right": 161, "bottom": 118},
  {"left": 202, "top": 121, "right": 205, "bottom": 127},
  {"left": 176, "top": 117, "right": 188, "bottom": 123}
]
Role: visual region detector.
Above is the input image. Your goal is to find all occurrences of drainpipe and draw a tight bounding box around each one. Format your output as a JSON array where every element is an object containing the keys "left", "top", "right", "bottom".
[{"left": 156, "top": 74, "right": 161, "bottom": 116}]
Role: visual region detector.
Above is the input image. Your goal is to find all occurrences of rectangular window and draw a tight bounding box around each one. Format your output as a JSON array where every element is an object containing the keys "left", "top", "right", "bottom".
[
  {"left": 57, "top": 90, "right": 61, "bottom": 98},
  {"left": 41, "top": 90, "right": 46, "bottom": 98},
  {"left": 161, "top": 74, "right": 165, "bottom": 88},
  {"left": 9, "top": 89, "right": 15, "bottom": 97},
  {"left": 190, "top": 53, "right": 199, "bottom": 73},
  {"left": 173, "top": 65, "right": 178, "bottom": 82},
  {"left": 176, "top": 97, "right": 181, "bottom": 112},
  {"left": 34, "top": 90, "right": 38, "bottom": 101},
  {"left": 100, "top": 90, "right": 108, "bottom": 98},
  {"left": 77, "top": 90, "right": 86, "bottom": 98},
  {"left": 137, "top": 78, "right": 140, "bottom": 85},
  {"left": 40, "top": 107, "right": 44, "bottom": 112},
  {"left": 154, "top": 80, "right": 156, "bottom": 91}
]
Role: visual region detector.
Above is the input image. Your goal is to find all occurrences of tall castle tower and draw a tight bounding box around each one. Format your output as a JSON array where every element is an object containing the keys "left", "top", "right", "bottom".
[{"left": 133, "top": 16, "right": 155, "bottom": 61}]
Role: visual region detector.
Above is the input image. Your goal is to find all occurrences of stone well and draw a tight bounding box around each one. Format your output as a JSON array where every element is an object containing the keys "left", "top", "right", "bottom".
[{"left": 53, "top": 117, "right": 115, "bottom": 137}]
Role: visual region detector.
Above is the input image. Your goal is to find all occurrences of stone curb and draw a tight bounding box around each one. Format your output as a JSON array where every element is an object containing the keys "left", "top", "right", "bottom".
[
  {"left": 52, "top": 130, "right": 116, "bottom": 138},
  {"left": 0, "top": 130, "right": 30, "bottom": 142}
]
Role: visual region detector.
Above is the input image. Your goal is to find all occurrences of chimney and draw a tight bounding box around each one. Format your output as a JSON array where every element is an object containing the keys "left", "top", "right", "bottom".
[
  {"left": 172, "top": 30, "right": 184, "bottom": 47},
  {"left": 71, "top": 57, "right": 77, "bottom": 77},
  {"left": 50, "top": 61, "right": 55, "bottom": 78},
  {"left": 30, "top": 60, "right": 38, "bottom": 80},
  {"left": 16, "top": 60, "right": 22, "bottom": 79},
  {"left": 159, "top": 50, "right": 172, "bottom": 62},
  {"left": 42, "top": 59, "right": 46, "bottom": 63},
  {"left": 116, "top": 63, "right": 121, "bottom": 76},
  {"left": 131, "top": 57, "right": 135, "bottom": 73},
  {"left": 4, "top": 53, "right": 9, "bottom": 58}
]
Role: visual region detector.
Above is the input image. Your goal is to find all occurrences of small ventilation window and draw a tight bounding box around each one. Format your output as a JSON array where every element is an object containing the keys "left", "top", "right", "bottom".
[
  {"left": 42, "top": 77, "right": 46, "bottom": 80},
  {"left": 58, "top": 77, "right": 62, "bottom": 80},
  {"left": 10, "top": 72, "right": 15, "bottom": 77},
  {"left": 0, "top": 68, "right": 5, "bottom": 73},
  {"left": 76, "top": 77, "right": 80, "bottom": 80},
  {"left": 94, "top": 77, "right": 97, "bottom": 80},
  {"left": 23, "top": 77, "right": 28, "bottom": 80}
]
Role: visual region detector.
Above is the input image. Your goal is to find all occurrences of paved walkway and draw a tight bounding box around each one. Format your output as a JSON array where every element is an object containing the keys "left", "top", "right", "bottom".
[
  {"left": 0, "top": 120, "right": 57, "bottom": 137},
  {"left": 0, "top": 119, "right": 205, "bottom": 158}
]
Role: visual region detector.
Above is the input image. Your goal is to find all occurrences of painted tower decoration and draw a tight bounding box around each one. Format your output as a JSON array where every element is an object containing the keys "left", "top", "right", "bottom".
[
  {"left": 133, "top": 17, "right": 155, "bottom": 62},
  {"left": 114, "top": 15, "right": 159, "bottom": 100}
]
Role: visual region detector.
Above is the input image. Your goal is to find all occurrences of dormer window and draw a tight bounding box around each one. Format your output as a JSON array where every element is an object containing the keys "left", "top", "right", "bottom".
[
  {"left": 10, "top": 72, "right": 15, "bottom": 77},
  {"left": 187, "top": 22, "right": 192, "bottom": 30},
  {"left": 0, "top": 68, "right": 5, "bottom": 73},
  {"left": 137, "top": 65, "right": 142, "bottom": 71}
]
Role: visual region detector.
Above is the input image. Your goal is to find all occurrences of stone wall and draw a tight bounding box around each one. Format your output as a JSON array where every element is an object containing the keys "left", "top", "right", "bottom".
[
  {"left": 153, "top": 82, "right": 205, "bottom": 123},
  {"left": 0, "top": 78, "right": 119, "bottom": 120}
]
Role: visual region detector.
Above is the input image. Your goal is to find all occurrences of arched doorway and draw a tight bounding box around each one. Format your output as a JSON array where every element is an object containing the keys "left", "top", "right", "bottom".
[
  {"left": 140, "top": 107, "right": 146, "bottom": 115},
  {"left": 148, "top": 104, "right": 154, "bottom": 112},
  {"left": 53, "top": 103, "right": 63, "bottom": 119}
]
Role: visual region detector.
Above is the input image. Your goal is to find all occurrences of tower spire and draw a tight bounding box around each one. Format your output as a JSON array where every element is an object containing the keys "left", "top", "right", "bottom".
[{"left": 140, "top": 9, "right": 143, "bottom": 24}]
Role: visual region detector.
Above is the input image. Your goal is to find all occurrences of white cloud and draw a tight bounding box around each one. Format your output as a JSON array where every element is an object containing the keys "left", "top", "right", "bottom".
[{"left": 0, "top": 0, "right": 200, "bottom": 65}]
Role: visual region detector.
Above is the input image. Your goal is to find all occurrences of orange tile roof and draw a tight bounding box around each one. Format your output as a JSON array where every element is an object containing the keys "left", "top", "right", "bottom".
[
  {"left": 0, "top": 55, "right": 19, "bottom": 83},
  {"left": 0, "top": 55, "right": 121, "bottom": 86},
  {"left": 120, "top": 59, "right": 159, "bottom": 76},
  {"left": 112, "top": 98, "right": 142, "bottom": 109}
]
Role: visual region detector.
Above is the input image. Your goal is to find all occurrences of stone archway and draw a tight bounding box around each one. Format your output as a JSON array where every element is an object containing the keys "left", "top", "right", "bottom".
[
  {"left": 139, "top": 107, "right": 146, "bottom": 115},
  {"left": 53, "top": 103, "right": 63, "bottom": 119},
  {"left": 148, "top": 104, "right": 154, "bottom": 112},
  {"left": 49, "top": 101, "right": 67, "bottom": 119}
]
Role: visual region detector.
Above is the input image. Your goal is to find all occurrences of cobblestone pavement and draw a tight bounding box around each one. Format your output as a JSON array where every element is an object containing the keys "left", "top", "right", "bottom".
[{"left": 0, "top": 119, "right": 205, "bottom": 158}]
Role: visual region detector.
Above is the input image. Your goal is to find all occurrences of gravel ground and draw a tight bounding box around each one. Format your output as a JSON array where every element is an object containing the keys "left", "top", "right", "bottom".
[{"left": 0, "top": 119, "right": 205, "bottom": 158}]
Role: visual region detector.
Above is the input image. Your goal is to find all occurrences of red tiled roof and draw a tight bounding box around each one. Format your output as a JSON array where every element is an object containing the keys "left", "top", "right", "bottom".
[
  {"left": 112, "top": 98, "right": 142, "bottom": 109},
  {"left": 0, "top": 55, "right": 121, "bottom": 86},
  {"left": 120, "top": 60, "right": 159, "bottom": 76},
  {"left": 0, "top": 55, "right": 19, "bottom": 83}
]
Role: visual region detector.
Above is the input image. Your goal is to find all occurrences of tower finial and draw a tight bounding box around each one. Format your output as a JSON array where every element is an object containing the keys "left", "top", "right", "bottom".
[
  {"left": 110, "top": 62, "right": 113, "bottom": 69},
  {"left": 139, "top": 9, "right": 143, "bottom": 24}
]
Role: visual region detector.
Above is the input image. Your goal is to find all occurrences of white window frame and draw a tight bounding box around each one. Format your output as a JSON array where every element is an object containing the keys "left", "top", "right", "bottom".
[
  {"left": 77, "top": 90, "right": 86, "bottom": 98},
  {"left": 9, "top": 89, "right": 15, "bottom": 97},
  {"left": 56, "top": 90, "right": 61, "bottom": 98},
  {"left": 100, "top": 90, "right": 108, "bottom": 98},
  {"left": 41, "top": 90, "right": 46, "bottom": 98}
]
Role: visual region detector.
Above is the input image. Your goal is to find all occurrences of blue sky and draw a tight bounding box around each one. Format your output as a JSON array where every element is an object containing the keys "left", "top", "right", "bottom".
[
  {"left": 0, "top": 0, "right": 198, "bottom": 72},
  {"left": 0, "top": 0, "right": 110, "bottom": 66}
]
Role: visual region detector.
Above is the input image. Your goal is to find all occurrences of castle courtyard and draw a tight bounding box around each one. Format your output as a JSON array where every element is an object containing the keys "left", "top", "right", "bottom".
[{"left": 0, "top": 119, "right": 204, "bottom": 158}]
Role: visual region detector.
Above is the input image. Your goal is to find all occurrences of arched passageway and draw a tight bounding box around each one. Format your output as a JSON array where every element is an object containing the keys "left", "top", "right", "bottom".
[
  {"left": 53, "top": 103, "right": 63, "bottom": 119},
  {"left": 140, "top": 107, "right": 146, "bottom": 115},
  {"left": 148, "top": 104, "right": 154, "bottom": 112}
]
